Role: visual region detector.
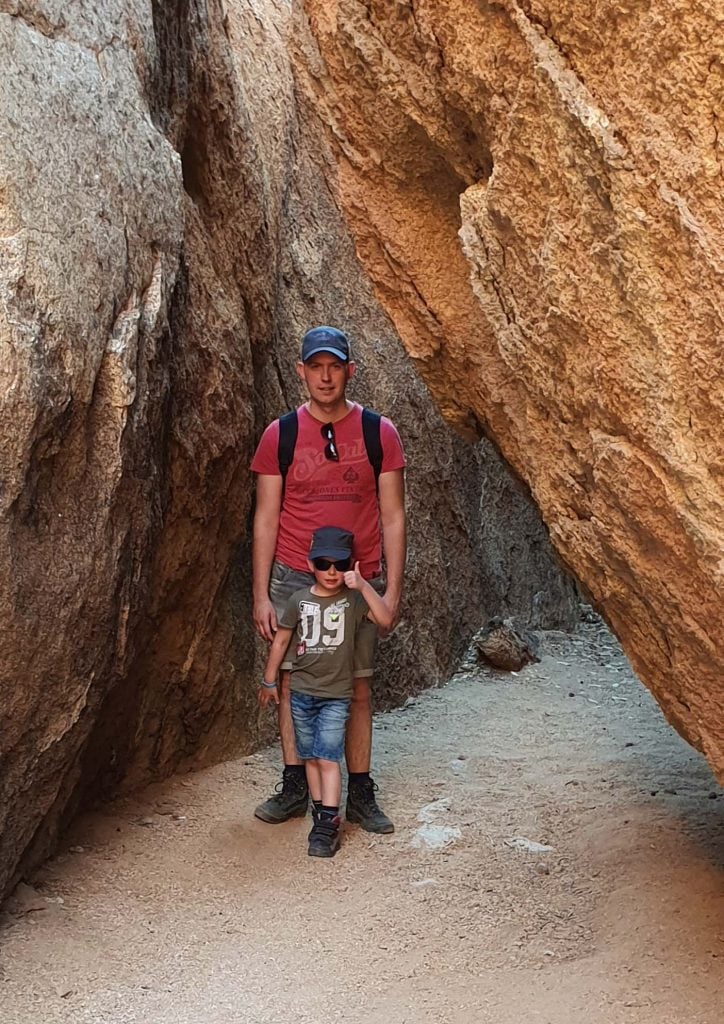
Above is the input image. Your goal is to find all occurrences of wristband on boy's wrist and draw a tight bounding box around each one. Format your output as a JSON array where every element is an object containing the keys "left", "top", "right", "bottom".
[{"left": 259, "top": 679, "right": 278, "bottom": 689}]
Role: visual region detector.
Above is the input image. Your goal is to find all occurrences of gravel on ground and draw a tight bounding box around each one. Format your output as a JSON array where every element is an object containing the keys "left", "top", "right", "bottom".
[{"left": 2, "top": 620, "right": 722, "bottom": 1023}]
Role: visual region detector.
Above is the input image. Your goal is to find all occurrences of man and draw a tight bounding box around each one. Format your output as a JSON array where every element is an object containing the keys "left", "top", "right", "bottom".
[{"left": 251, "top": 325, "right": 406, "bottom": 833}]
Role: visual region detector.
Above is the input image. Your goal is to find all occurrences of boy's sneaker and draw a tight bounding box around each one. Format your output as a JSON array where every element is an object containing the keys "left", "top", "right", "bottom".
[
  {"left": 308, "top": 815, "right": 341, "bottom": 858},
  {"left": 346, "top": 776, "right": 394, "bottom": 834},
  {"left": 254, "top": 768, "right": 308, "bottom": 823},
  {"left": 307, "top": 805, "right": 320, "bottom": 841}
]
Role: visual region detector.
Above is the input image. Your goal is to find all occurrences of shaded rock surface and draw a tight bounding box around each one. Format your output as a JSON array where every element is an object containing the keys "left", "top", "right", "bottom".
[
  {"left": 0, "top": 0, "right": 575, "bottom": 900},
  {"left": 295, "top": 0, "right": 724, "bottom": 779}
]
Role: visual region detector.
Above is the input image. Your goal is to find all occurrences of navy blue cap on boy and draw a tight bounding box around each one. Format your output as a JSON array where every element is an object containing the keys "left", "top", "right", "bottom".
[
  {"left": 301, "top": 326, "right": 351, "bottom": 363},
  {"left": 309, "top": 526, "right": 354, "bottom": 561}
]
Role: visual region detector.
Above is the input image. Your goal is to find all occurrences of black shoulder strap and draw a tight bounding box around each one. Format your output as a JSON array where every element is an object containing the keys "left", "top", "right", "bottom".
[
  {"left": 361, "top": 407, "right": 383, "bottom": 487},
  {"left": 277, "top": 410, "right": 299, "bottom": 488},
  {"left": 279, "top": 406, "right": 382, "bottom": 490}
]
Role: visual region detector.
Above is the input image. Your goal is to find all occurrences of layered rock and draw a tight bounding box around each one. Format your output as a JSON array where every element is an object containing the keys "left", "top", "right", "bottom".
[
  {"left": 294, "top": 0, "right": 724, "bottom": 778},
  {"left": 0, "top": 0, "right": 575, "bottom": 901}
]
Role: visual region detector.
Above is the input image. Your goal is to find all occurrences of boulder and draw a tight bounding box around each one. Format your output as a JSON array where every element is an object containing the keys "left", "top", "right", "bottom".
[{"left": 473, "top": 618, "right": 541, "bottom": 672}]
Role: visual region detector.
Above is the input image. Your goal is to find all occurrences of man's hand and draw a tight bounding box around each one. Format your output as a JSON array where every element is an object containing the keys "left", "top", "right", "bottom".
[
  {"left": 381, "top": 589, "right": 401, "bottom": 634},
  {"left": 343, "top": 561, "right": 365, "bottom": 591},
  {"left": 258, "top": 682, "right": 280, "bottom": 708},
  {"left": 253, "top": 596, "right": 278, "bottom": 642}
]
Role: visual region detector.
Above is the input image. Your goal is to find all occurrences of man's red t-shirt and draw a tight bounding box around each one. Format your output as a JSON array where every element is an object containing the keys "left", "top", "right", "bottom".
[{"left": 251, "top": 402, "right": 406, "bottom": 577}]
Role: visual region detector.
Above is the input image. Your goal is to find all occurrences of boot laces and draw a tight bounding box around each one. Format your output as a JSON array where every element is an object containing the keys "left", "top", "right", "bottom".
[{"left": 351, "top": 778, "right": 381, "bottom": 812}]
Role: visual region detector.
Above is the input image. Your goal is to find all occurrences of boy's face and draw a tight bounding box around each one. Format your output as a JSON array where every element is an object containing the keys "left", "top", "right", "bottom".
[{"left": 307, "top": 555, "right": 350, "bottom": 594}]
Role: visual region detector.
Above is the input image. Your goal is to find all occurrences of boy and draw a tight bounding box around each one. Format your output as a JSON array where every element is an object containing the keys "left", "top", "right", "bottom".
[{"left": 258, "top": 526, "right": 393, "bottom": 858}]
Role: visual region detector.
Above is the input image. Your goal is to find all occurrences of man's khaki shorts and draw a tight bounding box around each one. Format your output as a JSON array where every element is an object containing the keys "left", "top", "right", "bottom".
[{"left": 268, "top": 560, "right": 382, "bottom": 677}]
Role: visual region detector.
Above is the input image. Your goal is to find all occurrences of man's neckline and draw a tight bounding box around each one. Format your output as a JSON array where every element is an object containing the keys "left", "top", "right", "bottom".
[{"left": 302, "top": 400, "right": 358, "bottom": 425}]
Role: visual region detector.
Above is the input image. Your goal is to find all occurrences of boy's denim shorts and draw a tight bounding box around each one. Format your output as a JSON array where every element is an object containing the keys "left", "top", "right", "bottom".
[
  {"left": 290, "top": 691, "right": 351, "bottom": 762},
  {"left": 269, "top": 560, "right": 381, "bottom": 676}
]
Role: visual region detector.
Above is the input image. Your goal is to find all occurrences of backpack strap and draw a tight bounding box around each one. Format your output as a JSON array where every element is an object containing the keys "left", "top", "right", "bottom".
[
  {"left": 278, "top": 406, "right": 383, "bottom": 493},
  {"left": 277, "top": 410, "right": 299, "bottom": 493},
  {"left": 361, "top": 407, "right": 383, "bottom": 489}
]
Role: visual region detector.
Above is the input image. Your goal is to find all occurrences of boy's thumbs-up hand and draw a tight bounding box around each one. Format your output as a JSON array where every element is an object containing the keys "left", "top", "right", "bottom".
[{"left": 344, "top": 561, "right": 365, "bottom": 590}]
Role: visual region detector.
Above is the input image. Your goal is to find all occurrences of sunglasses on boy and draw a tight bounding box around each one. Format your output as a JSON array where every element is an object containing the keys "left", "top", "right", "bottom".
[{"left": 311, "top": 556, "right": 351, "bottom": 572}]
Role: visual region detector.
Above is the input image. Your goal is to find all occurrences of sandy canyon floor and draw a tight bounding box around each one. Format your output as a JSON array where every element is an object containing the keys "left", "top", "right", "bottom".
[{"left": 2, "top": 620, "right": 722, "bottom": 1023}]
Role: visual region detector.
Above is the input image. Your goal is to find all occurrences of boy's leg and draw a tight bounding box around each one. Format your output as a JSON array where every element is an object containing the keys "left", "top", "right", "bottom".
[
  {"left": 304, "top": 759, "right": 324, "bottom": 839},
  {"left": 305, "top": 759, "right": 322, "bottom": 802},
  {"left": 308, "top": 700, "right": 347, "bottom": 858},
  {"left": 344, "top": 604, "right": 394, "bottom": 834},
  {"left": 318, "top": 758, "right": 343, "bottom": 808}
]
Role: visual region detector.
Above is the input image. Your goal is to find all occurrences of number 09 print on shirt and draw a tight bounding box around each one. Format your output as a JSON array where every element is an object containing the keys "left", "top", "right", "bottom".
[{"left": 298, "top": 600, "right": 349, "bottom": 651}]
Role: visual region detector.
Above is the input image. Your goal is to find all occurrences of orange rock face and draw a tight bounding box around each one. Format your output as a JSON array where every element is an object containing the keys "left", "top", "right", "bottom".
[{"left": 295, "top": 0, "right": 724, "bottom": 778}]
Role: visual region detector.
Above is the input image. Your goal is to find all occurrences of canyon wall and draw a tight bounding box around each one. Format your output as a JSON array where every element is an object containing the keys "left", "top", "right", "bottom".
[
  {"left": 295, "top": 0, "right": 724, "bottom": 780},
  {"left": 0, "top": 0, "right": 576, "bottom": 901}
]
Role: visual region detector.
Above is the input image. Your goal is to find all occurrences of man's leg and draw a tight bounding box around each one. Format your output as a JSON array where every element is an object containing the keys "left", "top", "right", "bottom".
[
  {"left": 344, "top": 677, "right": 372, "bottom": 771},
  {"left": 255, "top": 669, "right": 309, "bottom": 823},
  {"left": 254, "top": 563, "right": 315, "bottom": 823},
  {"left": 278, "top": 669, "right": 302, "bottom": 765},
  {"left": 344, "top": 618, "right": 394, "bottom": 834}
]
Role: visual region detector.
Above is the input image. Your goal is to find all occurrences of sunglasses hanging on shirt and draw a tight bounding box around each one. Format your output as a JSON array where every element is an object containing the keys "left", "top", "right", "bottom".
[{"left": 320, "top": 422, "right": 339, "bottom": 462}]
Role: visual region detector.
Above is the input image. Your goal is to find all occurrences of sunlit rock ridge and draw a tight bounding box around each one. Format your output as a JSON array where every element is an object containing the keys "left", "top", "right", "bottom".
[{"left": 294, "top": 0, "right": 723, "bottom": 778}]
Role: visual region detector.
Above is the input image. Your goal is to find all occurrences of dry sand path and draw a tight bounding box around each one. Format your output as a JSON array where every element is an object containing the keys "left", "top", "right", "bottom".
[{"left": 2, "top": 621, "right": 723, "bottom": 1023}]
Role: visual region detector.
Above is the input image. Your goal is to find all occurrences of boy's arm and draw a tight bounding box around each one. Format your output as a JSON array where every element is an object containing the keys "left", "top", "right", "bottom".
[
  {"left": 259, "top": 626, "right": 293, "bottom": 707},
  {"left": 343, "top": 562, "right": 394, "bottom": 631}
]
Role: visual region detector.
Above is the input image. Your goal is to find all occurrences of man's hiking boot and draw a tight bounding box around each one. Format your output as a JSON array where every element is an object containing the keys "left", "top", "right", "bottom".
[
  {"left": 308, "top": 815, "right": 341, "bottom": 858},
  {"left": 345, "top": 777, "right": 394, "bottom": 834},
  {"left": 254, "top": 768, "right": 308, "bottom": 824}
]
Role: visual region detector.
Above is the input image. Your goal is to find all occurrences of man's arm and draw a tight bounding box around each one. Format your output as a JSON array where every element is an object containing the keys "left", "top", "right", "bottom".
[
  {"left": 378, "top": 468, "right": 406, "bottom": 628},
  {"left": 252, "top": 473, "right": 283, "bottom": 641}
]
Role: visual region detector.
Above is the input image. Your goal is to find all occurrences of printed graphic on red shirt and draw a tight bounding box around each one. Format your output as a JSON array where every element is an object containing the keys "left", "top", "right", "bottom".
[{"left": 251, "top": 403, "right": 405, "bottom": 575}]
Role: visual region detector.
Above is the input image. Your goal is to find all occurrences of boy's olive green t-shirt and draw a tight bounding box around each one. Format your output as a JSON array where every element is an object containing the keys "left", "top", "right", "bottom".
[{"left": 279, "top": 586, "right": 369, "bottom": 698}]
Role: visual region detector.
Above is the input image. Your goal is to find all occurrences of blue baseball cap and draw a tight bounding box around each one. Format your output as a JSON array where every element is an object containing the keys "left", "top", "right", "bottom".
[
  {"left": 309, "top": 526, "right": 354, "bottom": 560},
  {"left": 301, "top": 326, "right": 351, "bottom": 362}
]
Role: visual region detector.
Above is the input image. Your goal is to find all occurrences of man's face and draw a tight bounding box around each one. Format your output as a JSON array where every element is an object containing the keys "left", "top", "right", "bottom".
[{"left": 297, "top": 352, "right": 354, "bottom": 405}]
